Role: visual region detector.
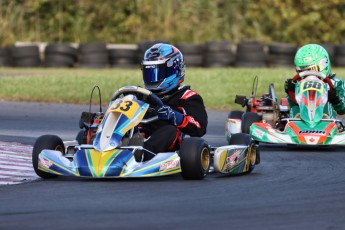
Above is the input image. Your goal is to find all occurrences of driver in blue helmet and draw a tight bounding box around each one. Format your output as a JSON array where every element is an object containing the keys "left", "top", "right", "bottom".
[{"left": 135, "top": 43, "right": 208, "bottom": 162}]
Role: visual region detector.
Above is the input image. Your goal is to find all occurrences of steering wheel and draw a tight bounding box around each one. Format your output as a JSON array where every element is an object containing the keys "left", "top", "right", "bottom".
[
  {"left": 292, "top": 70, "right": 335, "bottom": 91},
  {"left": 111, "top": 86, "right": 163, "bottom": 123}
]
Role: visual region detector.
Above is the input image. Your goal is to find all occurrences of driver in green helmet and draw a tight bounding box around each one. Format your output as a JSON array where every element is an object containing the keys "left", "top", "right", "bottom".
[{"left": 284, "top": 44, "right": 345, "bottom": 118}]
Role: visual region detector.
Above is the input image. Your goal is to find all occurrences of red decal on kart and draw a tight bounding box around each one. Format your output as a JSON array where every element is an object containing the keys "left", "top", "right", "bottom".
[
  {"left": 224, "top": 150, "right": 240, "bottom": 169},
  {"left": 39, "top": 158, "right": 52, "bottom": 168},
  {"left": 159, "top": 158, "right": 179, "bottom": 171},
  {"left": 181, "top": 90, "right": 198, "bottom": 100}
]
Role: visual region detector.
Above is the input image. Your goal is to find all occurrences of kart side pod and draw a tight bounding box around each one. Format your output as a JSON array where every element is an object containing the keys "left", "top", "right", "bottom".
[{"left": 213, "top": 145, "right": 257, "bottom": 174}]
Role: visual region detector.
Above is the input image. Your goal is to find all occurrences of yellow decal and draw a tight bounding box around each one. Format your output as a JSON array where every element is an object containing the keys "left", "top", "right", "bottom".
[
  {"left": 300, "top": 81, "right": 324, "bottom": 94},
  {"left": 107, "top": 99, "right": 140, "bottom": 119}
]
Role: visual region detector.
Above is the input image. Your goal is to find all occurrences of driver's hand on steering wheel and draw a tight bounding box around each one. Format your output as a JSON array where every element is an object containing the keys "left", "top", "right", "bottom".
[
  {"left": 156, "top": 105, "right": 184, "bottom": 126},
  {"left": 284, "top": 79, "right": 296, "bottom": 94},
  {"left": 328, "top": 90, "right": 341, "bottom": 105}
]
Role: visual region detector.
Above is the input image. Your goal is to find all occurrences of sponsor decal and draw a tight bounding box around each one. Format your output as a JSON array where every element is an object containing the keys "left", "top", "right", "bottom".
[
  {"left": 224, "top": 149, "right": 241, "bottom": 169},
  {"left": 145, "top": 65, "right": 156, "bottom": 69},
  {"left": 39, "top": 158, "right": 53, "bottom": 168},
  {"left": 299, "top": 130, "right": 325, "bottom": 134},
  {"left": 304, "top": 57, "right": 312, "bottom": 62},
  {"left": 253, "top": 129, "right": 264, "bottom": 139},
  {"left": 187, "top": 116, "right": 201, "bottom": 128},
  {"left": 159, "top": 158, "right": 179, "bottom": 171},
  {"left": 181, "top": 90, "right": 198, "bottom": 100}
]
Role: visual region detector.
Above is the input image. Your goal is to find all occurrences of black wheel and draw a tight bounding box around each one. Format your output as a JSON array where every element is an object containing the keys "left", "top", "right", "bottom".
[
  {"left": 228, "top": 110, "right": 244, "bottom": 119},
  {"left": 241, "top": 112, "right": 262, "bottom": 134},
  {"left": 228, "top": 133, "right": 258, "bottom": 172},
  {"left": 76, "top": 130, "right": 86, "bottom": 145},
  {"left": 32, "top": 135, "right": 65, "bottom": 178},
  {"left": 179, "top": 137, "right": 210, "bottom": 180}
]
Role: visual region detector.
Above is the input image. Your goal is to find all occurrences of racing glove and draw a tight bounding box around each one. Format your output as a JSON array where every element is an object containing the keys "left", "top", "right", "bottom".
[
  {"left": 284, "top": 79, "right": 295, "bottom": 94},
  {"left": 156, "top": 105, "right": 184, "bottom": 126},
  {"left": 328, "top": 90, "right": 341, "bottom": 105}
]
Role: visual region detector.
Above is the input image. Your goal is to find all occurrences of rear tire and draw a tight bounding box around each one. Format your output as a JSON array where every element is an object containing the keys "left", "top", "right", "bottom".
[
  {"left": 241, "top": 112, "right": 262, "bottom": 134},
  {"left": 76, "top": 130, "right": 86, "bottom": 145},
  {"left": 179, "top": 137, "right": 210, "bottom": 180},
  {"left": 32, "top": 135, "right": 65, "bottom": 178},
  {"left": 228, "top": 110, "right": 244, "bottom": 119}
]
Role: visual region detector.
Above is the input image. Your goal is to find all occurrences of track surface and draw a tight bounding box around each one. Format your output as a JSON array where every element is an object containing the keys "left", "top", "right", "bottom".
[{"left": 1, "top": 102, "right": 345, "bottom": 229}]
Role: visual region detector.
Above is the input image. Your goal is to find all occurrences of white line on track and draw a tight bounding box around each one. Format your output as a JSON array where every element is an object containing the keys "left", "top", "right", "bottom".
[{"left": 0, "top": 141, "right": 38, "bottom": 185}]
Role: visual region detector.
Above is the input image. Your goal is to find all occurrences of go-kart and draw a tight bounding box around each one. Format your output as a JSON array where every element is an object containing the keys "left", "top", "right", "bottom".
[
  {"left": 32, "top": 86, "right": 260, "bottom": 180},
  {"left": 225, "top": 75, "right": 289, "bottom": 143},
  {"left": 250, "top": 70, "right": 345, "bottom": 145}
]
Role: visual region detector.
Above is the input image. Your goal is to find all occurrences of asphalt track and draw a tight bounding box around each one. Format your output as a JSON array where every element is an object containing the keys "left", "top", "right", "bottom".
[{"left": 1, "top": 101, "right": 345, "bottom": 230}]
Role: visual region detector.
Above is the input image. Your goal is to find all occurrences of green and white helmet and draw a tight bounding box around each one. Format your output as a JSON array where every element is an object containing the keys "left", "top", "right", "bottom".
[{"left": 294, "top": 44, "right": 331, "bottom": 76}]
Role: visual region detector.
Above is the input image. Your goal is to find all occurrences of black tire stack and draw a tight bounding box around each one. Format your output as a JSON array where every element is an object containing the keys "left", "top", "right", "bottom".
[
  {"left": 204, "top": 41, "right": 234, "bottom": 67},
  {"left": 0, "top": 47, "right": 11, "bottom": 67},
  {"left": 78, "top": 41, "right": 109, "bottom": 68},
  {"left": 267, "top": 42, "right": 297, "bottom": 67},
  {"left": 334, "top": 45, "right": 345, "bottom": 67},
  {"left": 10, "top": 45, "right": 41, "bottom": 67},
  {"left": 44, "top": 44, "right": 77, "bottom": 68},
  {"left": 235, "top": 41, "right": 266, "bottom": 67},
  {"left": 108, "top": 46, "right": 139, "bottom": 68},
  {"left": 175, "top": 42, "right": 204, "bottom": 67}
]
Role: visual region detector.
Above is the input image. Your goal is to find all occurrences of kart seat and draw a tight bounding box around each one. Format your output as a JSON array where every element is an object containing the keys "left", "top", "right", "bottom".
[{"left": 128, "top": 133, "right": 144, "bottom": 146}]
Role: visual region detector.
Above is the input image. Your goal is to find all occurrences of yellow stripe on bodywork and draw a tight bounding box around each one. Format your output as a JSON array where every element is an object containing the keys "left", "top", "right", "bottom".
[{"left": 86, "top": 149, "right": 121, "bottom": 177}]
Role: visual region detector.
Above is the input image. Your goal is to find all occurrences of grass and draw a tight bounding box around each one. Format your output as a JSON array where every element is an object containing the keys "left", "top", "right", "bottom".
[{"left": 1, "top": 67, "right": 345, "bottom": 111}]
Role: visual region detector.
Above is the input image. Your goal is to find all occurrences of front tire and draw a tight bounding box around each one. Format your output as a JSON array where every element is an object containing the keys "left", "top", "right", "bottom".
[
  {"left": 32, "top": 135, "right": 65, "bottom": 178},
  {"left": 179, "top": 137, "right": 210, "bottom": 180}
]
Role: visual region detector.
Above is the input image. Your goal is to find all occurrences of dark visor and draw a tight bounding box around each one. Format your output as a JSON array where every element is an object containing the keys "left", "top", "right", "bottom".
[{"left": 143, "top": 63, "right": 177, "bottom": 83}]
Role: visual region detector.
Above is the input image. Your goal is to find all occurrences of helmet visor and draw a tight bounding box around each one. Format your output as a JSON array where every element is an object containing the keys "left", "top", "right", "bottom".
[{"left": 143, "top": 63, "right": 177, "bottom": 84}]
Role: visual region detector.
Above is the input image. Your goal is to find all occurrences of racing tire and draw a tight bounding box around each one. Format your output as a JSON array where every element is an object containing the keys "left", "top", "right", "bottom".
[
  {"left": 228, "top": 110, "right": 244, "bottom": 119},
  {"left": 241, "top": 112, "right": 262, "bottom": 134},
  {"left": 32, "top": 135, "right": 65, "bottom": 179},
  {"left": 228, "top": 133, "right": 257, "bottom": 172},
  {"left": 179, "top": 137, "right": 210, "bottom": 180},
  {"left": 76, "top": 130, "right": 87, "bottom": 145}
]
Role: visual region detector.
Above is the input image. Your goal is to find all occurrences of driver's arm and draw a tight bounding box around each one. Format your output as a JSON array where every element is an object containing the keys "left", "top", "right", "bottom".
[
  {"left": 176, "top": 94, "right": 208, "bottom": 137},
  {"left": 331, "top": 77, "right": 345, "bottom": 115}
]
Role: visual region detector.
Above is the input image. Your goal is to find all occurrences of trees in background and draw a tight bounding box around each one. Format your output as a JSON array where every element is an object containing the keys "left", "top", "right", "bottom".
[{"left": 1, "top": 0, "right": 344, "bottom": 46}]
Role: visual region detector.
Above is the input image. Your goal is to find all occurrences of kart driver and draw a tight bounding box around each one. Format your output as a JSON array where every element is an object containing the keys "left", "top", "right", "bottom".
[
  {"left": 134, "top": 43, "right": 208, "bottom": 162},
  {"left": 284, "top": 44, "right": 345, "bottom": 118}
]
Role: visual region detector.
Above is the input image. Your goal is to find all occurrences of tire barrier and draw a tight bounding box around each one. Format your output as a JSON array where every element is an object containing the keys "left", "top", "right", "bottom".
[
  {"left": 175, "top": 42, "right": 205, "bottom": 67},
  {"left": 10, "top": 45, "right": 41, "bottom": 67},
  {"left": 44, "top": 44, "right": 77, "bottom": 68},
  {"left": 204, "top": 41, "right": 234, "bottom": 67},
  {"left": 267, "top": 43, "right": 297, "bottom": 67},
  {"left": 109, "top": 47, "right": 139, "bottom": 68},
  {"left": 235, "top": 41, "right": 266, "bottom": 67},
  {"left": 78, "top": 41, "right": 108, "bottom": 68},
  {"left": 335, "top": 45, "right": 345, "bottom": 67},
  {"left": 0, "top": 47, "right": 11, "bottom": 67},
  {"left": 4, "top": 41, "right": 345, "bottom": 68}
]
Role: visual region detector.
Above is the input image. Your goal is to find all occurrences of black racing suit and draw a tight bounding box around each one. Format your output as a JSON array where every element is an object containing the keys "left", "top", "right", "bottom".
[{"left": 140, "top": 85, "right": 208, "bottom": 159}]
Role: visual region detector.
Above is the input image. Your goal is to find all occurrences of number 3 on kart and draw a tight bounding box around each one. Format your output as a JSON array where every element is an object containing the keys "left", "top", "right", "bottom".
[{"left": 109, "top": 99, "right": 139, "bottom": 119}]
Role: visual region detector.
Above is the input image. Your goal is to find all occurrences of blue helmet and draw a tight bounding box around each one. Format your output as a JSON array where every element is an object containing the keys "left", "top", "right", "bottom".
[{"left": 142, "top": 43, "right": 185, "bottom": 95}]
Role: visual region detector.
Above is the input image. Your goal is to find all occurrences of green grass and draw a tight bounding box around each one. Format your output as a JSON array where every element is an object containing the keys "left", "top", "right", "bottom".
[{"left": 1, "top": 67, "right": 345, "bottom": 111}]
